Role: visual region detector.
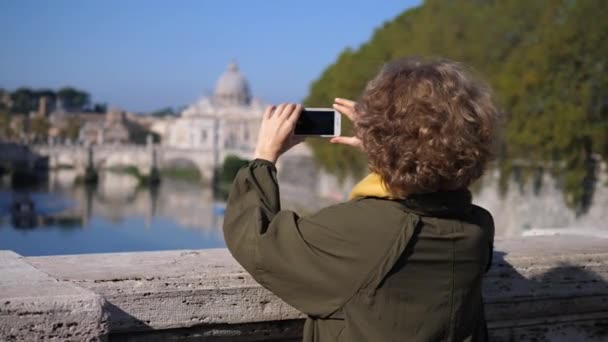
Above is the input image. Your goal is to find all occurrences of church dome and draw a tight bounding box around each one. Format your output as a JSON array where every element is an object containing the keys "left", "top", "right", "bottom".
[{"left": 214, "top": 62, "right": 251, "bottom": 106}]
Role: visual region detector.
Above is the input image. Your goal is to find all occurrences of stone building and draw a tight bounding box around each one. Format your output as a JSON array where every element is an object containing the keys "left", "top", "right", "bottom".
[
  {"left": 164, "top": 62, "right": 266, "bottom": 161},
  {"left": 78, "top": 109, "right": 147, "bottom": 145},
  {"left": 34, "top": 96, "right": 52, "bottom": 118},
  {"left": 47, "top": 99, "right": 71, "bottom": 139}
]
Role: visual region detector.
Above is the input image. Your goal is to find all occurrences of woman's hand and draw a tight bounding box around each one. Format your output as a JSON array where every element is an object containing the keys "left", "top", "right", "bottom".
[
  {"left": 331, "top": 98, "right": 363, "bottom": 149},
  {"left": 254, "top": 103, "right": 304, "bottom": 163}
]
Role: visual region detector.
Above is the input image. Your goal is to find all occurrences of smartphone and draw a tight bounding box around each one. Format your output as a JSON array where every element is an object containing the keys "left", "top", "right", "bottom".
[{"left": 294, "top": 108, "right": 341, "bottom": 137}]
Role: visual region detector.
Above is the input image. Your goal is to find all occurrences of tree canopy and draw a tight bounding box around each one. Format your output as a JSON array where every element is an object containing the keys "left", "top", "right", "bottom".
[
  {"left": 7, "top": 87, "right": 94, "bottom": 114},
  {"left": 149, "top": 107, "right": 179, "bottom": 118},
  {"left": 303, "top": 0, "right": 608, "bottom": 210},
  {"left": 57, "top": 87, "right": 90, "bottom": 110}
]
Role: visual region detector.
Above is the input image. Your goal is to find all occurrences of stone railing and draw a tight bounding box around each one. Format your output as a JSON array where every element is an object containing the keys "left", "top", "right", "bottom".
[{"left": 1, "top": 235, "right": 607, "bottom": 341}]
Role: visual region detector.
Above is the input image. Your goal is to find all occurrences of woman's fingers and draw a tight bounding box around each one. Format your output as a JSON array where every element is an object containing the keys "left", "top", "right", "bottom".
[
  {"left": 257, "top": 101, "right": 361, "bottom": 161},
  {"left": 330, "top": 136, "right": 362, "bottom": 148},
  {"left": 334, "top": 97, "right": 356, "bottom": 107},
  {"left": 334, "top": 98, "right": 358, "bottom": 117},
  {"left": 263, "top": 105, "right": 275, "bottom": 120},
  {"left": 286, "top": 104, "right": 302, "bottom": 126},
  {"left": 333, "top": 103, "right": 356, "bottom": 121},
  {"left": 274, "top": 103, "right": 287, "bottom": 118},
  {"left": 278, "top": 103, "right": 294, "bottom": 118},
  {"left": 333, "top": 98, "right": 358, "bottom": 122}
]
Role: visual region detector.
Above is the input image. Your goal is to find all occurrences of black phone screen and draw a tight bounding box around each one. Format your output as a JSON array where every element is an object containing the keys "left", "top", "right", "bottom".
[{"left": 294, "top": 109, "right": 335, "bottom": 135}]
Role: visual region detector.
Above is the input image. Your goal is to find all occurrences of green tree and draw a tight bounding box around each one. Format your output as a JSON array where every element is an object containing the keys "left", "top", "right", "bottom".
[
  {"left": 92, "top": 103, "right": 107, "bottom": 113},
  {"left": 149, "top": 107, "right": 177, "bottom": 117},
  {"left": 57, "top": 87, "right": 90, "bottom": 110},
  {"left": 34, "top": 89, "right": 56, "bottom": 102},
  {"left": 10, "top": 88, "right": 36, "bottom": 114},
  {"left": 220, "top": 155, "right": 249, "bottom": 184},
  {"left": 304, "top": 0, "right": 608, "bottom": 210}
]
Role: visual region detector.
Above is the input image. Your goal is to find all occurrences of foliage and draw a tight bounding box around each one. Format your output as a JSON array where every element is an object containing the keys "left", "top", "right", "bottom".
[
  {"left": 7, "top": 87, "right": 92, "bottom": 114},
  {"left": 149, "top": 107, "right": 178, "bottom": 117},
  {"left": 91, "top": 103, "right": 107, "bottom": 113},
  {"left": 108, "top": 165, "right": 141, "bottom": 177},
  {"left": 107, "top": 165, "right": 160, "bottom": 186},
  {"left": 219, "top": 155, "right": 249, "bottom": 184},
  {"left": 57, "top": 87, "right": 90, "bottom": 110},
  {"left": 161, "top": 167, "right": 202, "bottom": 183},
  {"left": 215, "top": 155, "right": 251, "bottom": 200},
  {"left": 10, "top": 88, "right": 37, "bottom": 114},
  {"left": 304, "top": 0, "right": 608, "bottom": 210}
]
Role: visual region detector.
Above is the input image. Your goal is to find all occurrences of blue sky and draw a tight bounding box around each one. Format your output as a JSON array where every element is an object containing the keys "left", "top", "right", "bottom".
[{"left": 0, "top": 0, "right": 420, "bottom": 112}]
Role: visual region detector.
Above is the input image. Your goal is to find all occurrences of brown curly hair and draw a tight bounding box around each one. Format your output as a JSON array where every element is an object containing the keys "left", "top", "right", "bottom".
[{"left": 355, "top": 57, "right": 500, "bottom": 197}]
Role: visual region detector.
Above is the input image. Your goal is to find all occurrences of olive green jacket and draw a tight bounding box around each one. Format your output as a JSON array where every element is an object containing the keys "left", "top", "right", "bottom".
[{"left": 223, "top": 160, "right": 494, "bottom": 342}]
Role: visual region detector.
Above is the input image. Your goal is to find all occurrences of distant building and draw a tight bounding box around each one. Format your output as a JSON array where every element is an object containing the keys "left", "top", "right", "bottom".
[
  {"left": 47, "top": 98, "right": 70, "bottom": 138},
  {"left": 9, "top": 115, "right": 27, "bottom": 139},
  {"left": 78, "top": 108, "right": 148, "bottom": 145},
  {"left": 125, "top": 112, "right": 157, "bottom": 131},
  {"left": 34, "top": 96, "right": 52, "bottom": 118},
  {"left": 164, "top": 62, "right": 267, "bottom": 162},
  {"left": 149, "top": 118, "right": 172, "bottom": 141}
]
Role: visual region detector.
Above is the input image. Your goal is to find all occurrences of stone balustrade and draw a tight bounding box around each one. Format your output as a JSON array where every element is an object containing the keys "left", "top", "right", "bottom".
[{"left": 1, "top": 235, "right": 607, "bottom": 341}]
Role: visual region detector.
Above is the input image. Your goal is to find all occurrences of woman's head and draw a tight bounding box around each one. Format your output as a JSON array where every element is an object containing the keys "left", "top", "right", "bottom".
[{"left": 355, "top": 57, "right": 500, "bottom": 197}]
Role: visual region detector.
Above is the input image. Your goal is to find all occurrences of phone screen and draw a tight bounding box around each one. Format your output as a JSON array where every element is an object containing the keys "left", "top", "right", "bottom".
[{"left": 295, "top": 109, "right": 335, "bottom": 135}]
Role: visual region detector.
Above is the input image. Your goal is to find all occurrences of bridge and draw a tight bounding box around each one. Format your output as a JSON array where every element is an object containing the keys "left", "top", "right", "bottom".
[
  {"left": 0, "top": 141, "right": 339, "bottom": 209},
  {"left": 0, "top": 142, "right": 256, "bottom": 181}
]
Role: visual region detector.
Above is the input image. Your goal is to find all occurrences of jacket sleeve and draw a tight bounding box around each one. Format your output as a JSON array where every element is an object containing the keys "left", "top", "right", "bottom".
[{"left": 223, "top": 159, "right": 400, "bottom": 318}]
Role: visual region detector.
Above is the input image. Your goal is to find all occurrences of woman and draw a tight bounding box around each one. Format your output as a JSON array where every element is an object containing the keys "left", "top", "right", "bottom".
[{"left": 223, "top": 57, "right": 498, "bottom": 341}]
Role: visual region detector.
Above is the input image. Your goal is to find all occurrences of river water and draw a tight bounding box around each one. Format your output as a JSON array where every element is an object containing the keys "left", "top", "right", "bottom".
[
  {"left": 2, "top": 167, "right": 607, "bottom": 256},
  {"left": 0, "top": 170, "right": 226, "bottom": 256}
]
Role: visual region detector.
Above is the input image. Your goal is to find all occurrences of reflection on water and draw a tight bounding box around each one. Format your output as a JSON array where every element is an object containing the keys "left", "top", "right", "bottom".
[
  {"left": 0, "top": 170, "right": 226, "bottom": 256},
  {"left": 4, "top": 167, "right": 607, "bottom": 256}
]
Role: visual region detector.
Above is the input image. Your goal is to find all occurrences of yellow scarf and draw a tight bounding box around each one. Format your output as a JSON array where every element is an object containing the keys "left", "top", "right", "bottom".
[{"left": 348, "top": 173, "right": 392, "bottom": 200}]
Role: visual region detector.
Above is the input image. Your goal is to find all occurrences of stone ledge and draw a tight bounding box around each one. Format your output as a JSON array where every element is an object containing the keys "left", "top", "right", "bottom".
[
  {"left": 0, "top": 235, "right": 607, "bottom": 341},
  {"left": 0, "top": 251, "right": 108, "bottom": 342},
  {"left": 25, "top": 249, "right": 302, "bottom": 333}
]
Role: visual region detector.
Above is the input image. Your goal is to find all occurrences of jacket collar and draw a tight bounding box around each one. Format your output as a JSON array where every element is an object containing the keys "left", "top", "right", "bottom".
[
  {"left": 398, "top": 190, "right": 473, "bottom": 218},
  {"left": 348, "top": 173, "right": 391, "bottom": 200},
  {"left": 349, "top": 172, "right": 472, "bottom": 218}
]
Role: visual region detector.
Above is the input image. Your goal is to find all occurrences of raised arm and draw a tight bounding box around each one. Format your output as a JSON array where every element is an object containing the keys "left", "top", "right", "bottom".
[
  {"left": 223, "top": 158, "right": 418, "bottom": 317},
  {"left": 222, "top": 159, "right": 362, "bottom": 317}
]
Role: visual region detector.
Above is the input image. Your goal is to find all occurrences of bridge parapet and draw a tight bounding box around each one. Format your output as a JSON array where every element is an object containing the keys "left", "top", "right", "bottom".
[
  {"left": 27, "top": 144, "right": 218, "bottom": 180},
  {"left": 4, "top": 143, "right": 266, "bottom": 182},
  {"left": 1, "top": 235, "right": 607, "bottom": 341}
]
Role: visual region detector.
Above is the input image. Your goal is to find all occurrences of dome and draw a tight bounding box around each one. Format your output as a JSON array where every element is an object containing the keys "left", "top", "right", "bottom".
[{"left": 214, "top": 62, "right": 251, "bottom": 106}]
